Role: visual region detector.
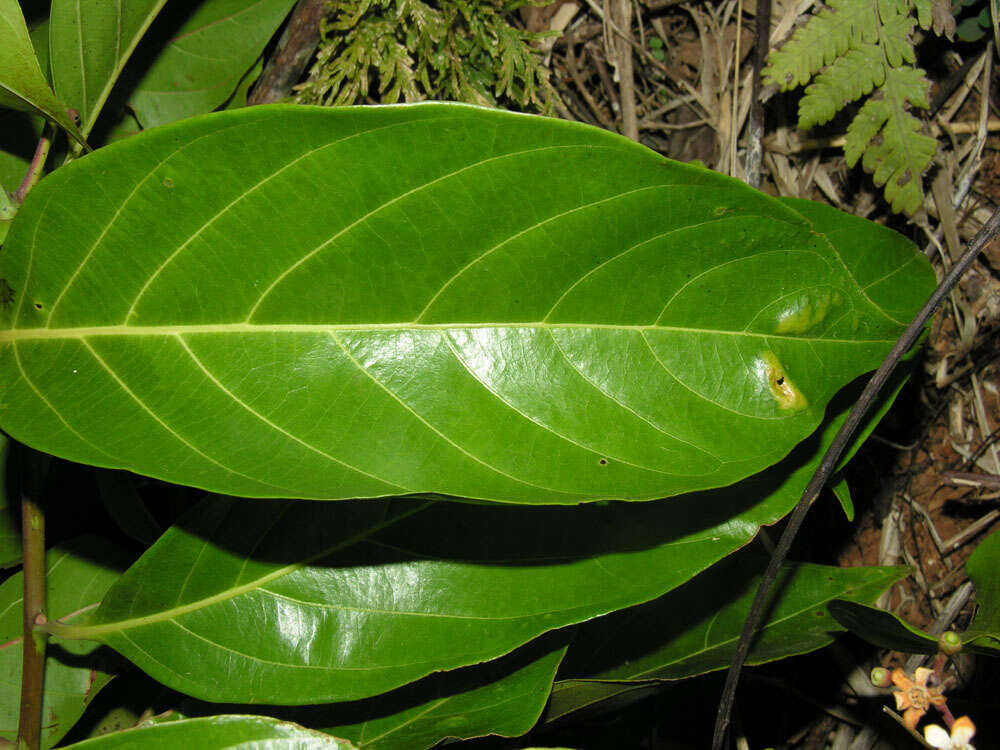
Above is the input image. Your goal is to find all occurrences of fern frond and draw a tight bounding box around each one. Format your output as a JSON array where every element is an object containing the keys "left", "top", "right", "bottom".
[
  {"left": 845, "top": 67, "right": 936, "bottom": 214},
  {"left": 764, "top": 0, "right": 942, "bottom": 215},
  {"left": 764, "top": 0, "right": 876, "bottom": 87},
  {"left": 799, "top": 45, "right": 884, "bottom": 129}
]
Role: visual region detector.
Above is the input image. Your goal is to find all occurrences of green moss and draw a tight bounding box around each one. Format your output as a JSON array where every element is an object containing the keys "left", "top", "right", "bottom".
[{"left": 296, "top": 0, "right": 557, "bottom": 113}]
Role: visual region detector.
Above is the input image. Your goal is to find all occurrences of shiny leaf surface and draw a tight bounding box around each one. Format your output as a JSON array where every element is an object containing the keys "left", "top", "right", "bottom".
[
  {"left": 0, "top": 104, "right": 934, "bottom": 503},
  {"left": 129, "top": 0, "right": 295, "bottom": 128},
  {"left": 62, "top": 715, "right": 356, "bottom": 749},
  {"left": 0, "top": 537, "right": 127, "bottom": 748},
  {"left": 49, "top": 0, "right": 168, "bottom": 136},
  {"left": 0, "top": 0, "right": 85, "bottom": 143}
]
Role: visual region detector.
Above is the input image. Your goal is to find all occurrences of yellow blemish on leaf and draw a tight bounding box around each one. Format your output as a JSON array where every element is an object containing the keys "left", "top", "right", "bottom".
[
  {"left": 775, "top": 290, "right": 840, "bottom": 334},
  {"left": 759, "top": 351, "right": 808, "bottom": 412}
]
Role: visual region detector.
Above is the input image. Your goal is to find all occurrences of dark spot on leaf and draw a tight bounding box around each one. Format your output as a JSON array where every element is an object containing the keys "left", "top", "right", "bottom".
[
  {"left": 785, "top": 72, "right": 794, "bottom": 85},
  {"left": 826, "top": 575, "right": 834, "bottom": 582},
  {"left": 815, "top": 610, "right": 825, "bottom": 617},
  {"left": 0, "top": 279, "right": 14, "bottom": 308},
  {"left": 162, "top": 178, "right": 174, "bottom": 188},
  {"left": 33, "top": 302, "right": 42, "bottom": 310},
  {"left": 598, "top": 458, "right": 608, "bottom": 466},
  {"left": 897, "top": 168, "right": 912, "bottom": 187}
]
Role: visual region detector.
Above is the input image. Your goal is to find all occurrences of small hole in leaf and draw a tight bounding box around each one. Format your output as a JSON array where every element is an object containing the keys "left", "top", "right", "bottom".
[
  {"left": 598, "top": 458, "right": 608, "bottom": 466},
  {"left": 34, "top": 302, "right": 42, "bottom": 310},
  {"left": 776, "top": 376, "right": 785, "bottom": 386}
]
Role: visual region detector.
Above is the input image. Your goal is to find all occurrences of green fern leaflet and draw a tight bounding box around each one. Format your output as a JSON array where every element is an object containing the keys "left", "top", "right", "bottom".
[{"left": 765, "top": 0, "right": 939, "bottom": 215}]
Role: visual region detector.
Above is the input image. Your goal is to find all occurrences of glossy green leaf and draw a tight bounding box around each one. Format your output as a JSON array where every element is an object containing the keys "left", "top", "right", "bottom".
[
  {"left": 0, "top": 0, "right": 86, "bottom": 144},
  {"left": 129, "top": 0, "right": 295, "bottom": 128},
  {"left": 544, "top": 555, "right": 902, "bottom": 722},
  {"left": 831, "top": 475, "right": 854, "bottom": 522},
  {"left": 51, "top": 497, "right": 754, "bottom": 704},
  {"left": 61, "top": 715, "right": 356, "bottom": 749},
  {"left": 0, "top": 104, "right": 935, "bottom": 504},
  {"left": 49, "top": 0, "right": 169, "bottom": 136},
  {"left": 0, "top": 537, "right": 127, "bottom": 749}
]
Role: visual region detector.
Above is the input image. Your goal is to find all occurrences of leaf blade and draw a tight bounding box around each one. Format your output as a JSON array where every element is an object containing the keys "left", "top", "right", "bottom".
[
  {"left": 48, "top": 0, "right": 170, "bottom": 136},
  {"left": 0, "top": 0, "right": 86, "bottom": 144},
  {"left": 128, "top": 0, "right": 295, "bottom": 128},
  {"left": 0, "top": 105, "right": 935, "bottom": 503}
]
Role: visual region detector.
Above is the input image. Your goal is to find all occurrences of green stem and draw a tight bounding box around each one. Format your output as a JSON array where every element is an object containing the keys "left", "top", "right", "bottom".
[{"left": 16, "top": 448, "right": 47, "bottom": 750}]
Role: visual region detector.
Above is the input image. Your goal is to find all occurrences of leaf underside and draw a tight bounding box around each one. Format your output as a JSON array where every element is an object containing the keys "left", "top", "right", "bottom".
[{"left": 0, "top": 104, "right": 933, "bottom": 504}]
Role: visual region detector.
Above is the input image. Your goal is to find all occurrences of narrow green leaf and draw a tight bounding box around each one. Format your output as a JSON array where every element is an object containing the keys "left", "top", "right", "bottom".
[
  {"left": 831, "top": 475, "right": 854, "bottom": 522},
  {"left": 0, "top": 537, "right": 127, "bottom": 749},
  {"left": 55, "top": 493, "right": 764, "bottom": 704},
  {"left": 48, "top": 0, "right": 169, "bottom": 136},
  {"left": 0, "top": 105, "right": 935, "bottom": 504},
  {"left": 61, "top": 715, "right": 357, "bottom": 749},
  {"left": 0, "top": 0, "right": 86, "bottom": 144},
  {"left": 129, "top": 0, "right": 295, "bottom": 128},
  {"left": 309, "top": 635, "right": 568, "bottom": 748},
  {"left": 544, "top": 555, "right": 902, "bottom": 721}
]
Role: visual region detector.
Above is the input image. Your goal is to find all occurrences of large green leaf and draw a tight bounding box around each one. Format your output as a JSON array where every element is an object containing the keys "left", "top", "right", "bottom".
[
  {"left": 544, "top": 555, "right": 903, "bottom": 722},
  {"left": 0, "top": 537, "right": 127, "bottom": 749},
  {"left": 51, "top": 491, "right": 770, "bottom": 704},
  {"left": 0, "top": 0, "right": 86, "bottom": 144},
  {"left": 129, "top": 0, "right": 295, "bottom": 128},
  {"left": 61, "top": 715, "right": 356, "bottom": 749},
  {"left": 49, "top": 0, "right": 169, "bottom": 137},
  {"left": 0, "top": 105, "right": 935, "bottom": 504}
]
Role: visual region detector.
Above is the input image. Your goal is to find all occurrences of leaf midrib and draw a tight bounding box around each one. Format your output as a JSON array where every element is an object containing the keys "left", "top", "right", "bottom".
[{"left": 0, "top": 322, "right": 895, "bottom": 344}]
